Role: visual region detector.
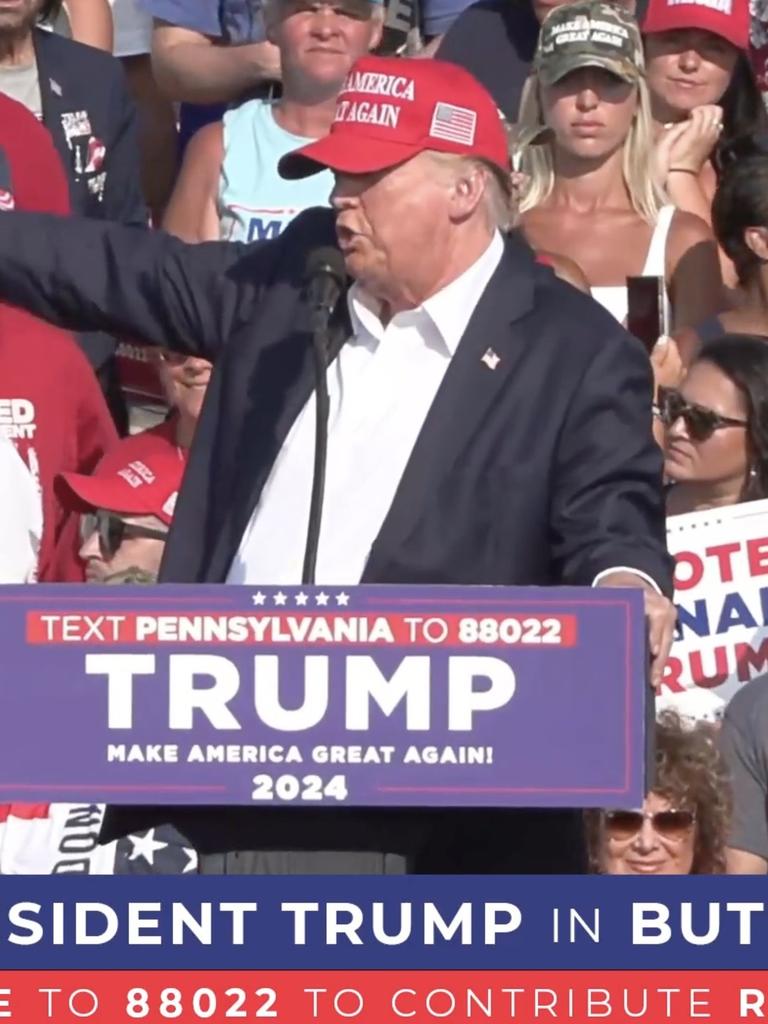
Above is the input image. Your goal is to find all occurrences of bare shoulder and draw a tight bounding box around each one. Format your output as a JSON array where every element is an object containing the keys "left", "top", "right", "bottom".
[
  {"left": 184, "top": 121, "right": 224, "bottom": 166},
  {"left": 667, "top": 208, "right": 715, "bottom": 263},
  {"left": 537, "top": 250, "right": 591, "bottom": 293}
]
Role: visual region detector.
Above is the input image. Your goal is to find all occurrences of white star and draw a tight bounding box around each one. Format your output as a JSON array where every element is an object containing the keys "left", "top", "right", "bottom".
[
  {"left": 295, "top": 592, "right": 309, "bottom": 606},
  {"left": 252, "top": 591, "right": 266, "bottom": 606},
  {"left": 182, "top": 847, "right": 198, "bottom": 873},
  {"left": 274, "top": 591, "right": 288, "bottom": 606},
  {"left": 335, "top": 592, "right": 350, "bottom": 606},
  {"left": 316, "top": 592, "right": 329, "bottom": 606},
  {"left": 127, "top": 829, "right": 168, "bottom": 867}
]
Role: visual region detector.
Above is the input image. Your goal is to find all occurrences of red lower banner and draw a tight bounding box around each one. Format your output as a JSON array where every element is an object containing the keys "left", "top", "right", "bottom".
[{"left": 1, "top": 971, "right": 768, "bottom": 1023}]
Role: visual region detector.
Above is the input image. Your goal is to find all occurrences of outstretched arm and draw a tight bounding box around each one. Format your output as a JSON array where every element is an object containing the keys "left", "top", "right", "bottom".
[{"left": 0, "top": 213, "right": 254, "bottom": 359}]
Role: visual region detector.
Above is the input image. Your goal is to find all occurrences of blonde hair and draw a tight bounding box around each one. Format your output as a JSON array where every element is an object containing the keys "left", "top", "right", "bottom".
[{"left": 516, "top": 72, "right": 666, "bottom": 225}]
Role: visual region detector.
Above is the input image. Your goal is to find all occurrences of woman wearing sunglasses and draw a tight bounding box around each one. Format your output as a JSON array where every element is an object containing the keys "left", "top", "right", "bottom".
[
  {"left": 660, "top": 335, "right": 768, "bottom": 516},
  {"left": 587, "top": 711, "right": 730, "bottom": 874}
]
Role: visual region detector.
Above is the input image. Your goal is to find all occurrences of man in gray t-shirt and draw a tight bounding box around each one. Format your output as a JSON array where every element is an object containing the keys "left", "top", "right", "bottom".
[{"left": 720, "top": 677, "right": 768, "bottom": 873}]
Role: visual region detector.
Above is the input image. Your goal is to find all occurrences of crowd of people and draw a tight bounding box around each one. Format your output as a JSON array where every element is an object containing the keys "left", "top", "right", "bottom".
[{"left": 0, "top": 0, "right": 767, "bottom": 875}]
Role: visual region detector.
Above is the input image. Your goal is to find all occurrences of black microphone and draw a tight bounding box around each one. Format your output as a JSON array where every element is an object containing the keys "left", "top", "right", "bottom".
[
  {"left": 301, "top": 246, "right": 346, "bottom": 586},
  {"left": 306, "top": 246, "right": 346, "bottom": 337}
]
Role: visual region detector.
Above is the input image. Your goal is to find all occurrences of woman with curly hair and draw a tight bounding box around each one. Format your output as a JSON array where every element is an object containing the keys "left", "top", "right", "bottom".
[{"left": 587, "top": 712, "right": 731, "bottom": 874}]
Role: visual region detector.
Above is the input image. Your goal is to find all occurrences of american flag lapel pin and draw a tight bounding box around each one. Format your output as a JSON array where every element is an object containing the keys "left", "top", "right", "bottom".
[
  {"left": 50, "top": 78, "right": 63, "bottom": 97},
  {"left": 481, "top": 347, "right": 501, "bottom": 371}
]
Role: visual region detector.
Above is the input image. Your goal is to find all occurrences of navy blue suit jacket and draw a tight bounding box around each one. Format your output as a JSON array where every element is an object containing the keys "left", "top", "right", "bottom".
[{"left": 0, "top": 207, "right": 671, "bottom": 865}]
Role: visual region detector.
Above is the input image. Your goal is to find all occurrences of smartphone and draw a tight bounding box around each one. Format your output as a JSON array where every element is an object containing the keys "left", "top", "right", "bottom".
[{"left": 626, "top": 275, "right": 669, "bottom": 353}]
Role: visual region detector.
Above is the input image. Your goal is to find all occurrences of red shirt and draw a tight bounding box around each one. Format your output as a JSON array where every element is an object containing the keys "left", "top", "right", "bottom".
[
  {"left": 0, "top": 307, "right": 117, "bottom": 580},
  {"left": 0, "top": 94, "right": 118, "bottom": 580}
]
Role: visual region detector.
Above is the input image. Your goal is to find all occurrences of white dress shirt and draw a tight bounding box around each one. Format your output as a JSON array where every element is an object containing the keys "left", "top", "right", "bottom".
[
  {"left": 228, "top": 233, "right": 505, "bottom": 585},
  {"left": 0, "top": 435, "right": 41, "bottom": 583},
  {"left": 227, "top": 232, "right": 660, "bottom": 594}
]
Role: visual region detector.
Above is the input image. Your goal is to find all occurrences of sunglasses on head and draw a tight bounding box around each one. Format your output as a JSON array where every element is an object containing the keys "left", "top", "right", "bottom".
[
  {"left": 658, "top": 386, "right": 748, "bottom": 442},
  {"left": 604, "top": 808, "right": 696, "bottom": 841},
  {"left": 81, "top": 511, "right": 167, "bottom": 560}
]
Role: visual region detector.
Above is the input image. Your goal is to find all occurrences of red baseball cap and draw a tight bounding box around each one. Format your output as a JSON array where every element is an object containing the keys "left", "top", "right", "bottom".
[
  {"left": 279, "top": 55, "right": 510, "bottom": 179},
  {"left": 642, "top": 0, "right": 749, "bottom": 51},
  {"left": 57, "top": 424, "right": 186, "bottom": 526}
]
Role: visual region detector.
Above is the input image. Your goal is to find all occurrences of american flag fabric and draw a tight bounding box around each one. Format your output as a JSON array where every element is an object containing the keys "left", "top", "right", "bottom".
[
  {"left": 429, "top": 102, "right": 478, "bottom": 146},
  {"left": 0, "top": 803, "right": 197, "bottom": 874}
]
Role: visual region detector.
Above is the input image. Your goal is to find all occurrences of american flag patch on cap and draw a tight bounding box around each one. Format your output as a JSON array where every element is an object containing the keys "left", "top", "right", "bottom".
[{"left": 429, "top": 102, "right": 477, "bottom": 146}]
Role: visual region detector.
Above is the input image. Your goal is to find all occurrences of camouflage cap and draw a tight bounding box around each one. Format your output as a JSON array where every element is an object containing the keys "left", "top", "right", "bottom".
[{"left": 534, "top": 2, "right": 644, "bottom": 87}]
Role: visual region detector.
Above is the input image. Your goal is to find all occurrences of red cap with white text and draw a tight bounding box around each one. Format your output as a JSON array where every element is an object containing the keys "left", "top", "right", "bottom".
[
  {"left": 57, "top": 424, "right": 186, "bottom": 526},
  {"left": 642, "top": 0, "right": 749, "bottom": 51},
  {"left": 279, "top": 55, "right": 510, "bottom": 179}
]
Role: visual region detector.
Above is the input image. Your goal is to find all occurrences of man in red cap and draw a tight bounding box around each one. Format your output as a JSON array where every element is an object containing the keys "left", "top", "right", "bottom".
[
  {"left": 0, "top": 56, "right": 673, "bottom": 874},
  {"left": 58, "top": 426, "right": 186, "bottom": 583}
]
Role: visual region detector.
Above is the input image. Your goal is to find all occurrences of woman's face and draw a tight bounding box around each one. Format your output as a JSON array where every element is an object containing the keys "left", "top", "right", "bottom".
[
  {"left": 600, "top": 792, "right": 698, "bottom": 875},
  {"left": 663, "top": 359, "right": 750, "bottom": 491},
  {"left": 542, "top": 67, "right": 637, "bottom": 161},
  {"left": 645, "top": 29, "right": 738, "bottom": 119}
]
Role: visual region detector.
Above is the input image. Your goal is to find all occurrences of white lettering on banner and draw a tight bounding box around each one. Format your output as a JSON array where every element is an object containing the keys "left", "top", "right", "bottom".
[
  {"left": 132, "top": 614, "right": 395, "bottom": 644},
  {"left": 0, "top": 398, "right": 35, "bottom": 440},
  {"left": 85, "top": 653, "right": 516, "bottom": 731},
  {"left": 335, "top": 100, "right": 401, "bottom": 129},
  {"left": 342, "top": 71, "right": 415, "bottom": 100},
  {"left": 661, "top": 499, "right": 768, "bottom": 719}
]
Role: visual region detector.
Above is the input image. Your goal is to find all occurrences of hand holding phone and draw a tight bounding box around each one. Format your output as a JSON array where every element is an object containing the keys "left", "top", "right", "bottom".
[{"left": 626, "top": 275, "right": 668, "bottom": 353}]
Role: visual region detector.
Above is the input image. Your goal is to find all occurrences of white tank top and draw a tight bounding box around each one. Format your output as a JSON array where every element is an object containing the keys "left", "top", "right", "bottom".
[
  {"left": 218, "top": 99, "right": 334, "bottom": 244},
  {"left": 590, "top": 205, "right": 675, "bottom": 326}
]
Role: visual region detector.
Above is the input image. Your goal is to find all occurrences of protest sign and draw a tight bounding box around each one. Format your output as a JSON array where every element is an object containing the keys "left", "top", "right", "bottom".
[
  {"left": 662, "top": 498, "right": 768, "bottom": 718},
  {"left": 0, "top": 584, "right": 646, "bottom": 808}
]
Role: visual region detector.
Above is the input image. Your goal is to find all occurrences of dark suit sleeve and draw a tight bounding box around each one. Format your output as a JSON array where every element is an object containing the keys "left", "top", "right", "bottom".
[
  {"left": 102, "top": 62, "right": 149, "bottom": 227},
  {"left": 0, "top": 212, "right": 266, "bottom": 359},
  {"left": 550, "top": 326, "right": 673, "bottom": 595}
]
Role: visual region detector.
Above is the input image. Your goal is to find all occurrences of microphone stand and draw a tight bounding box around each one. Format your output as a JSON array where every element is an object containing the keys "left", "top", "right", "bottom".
[{"left": 301, "top": 312, "right": 332, "bottom": 586}]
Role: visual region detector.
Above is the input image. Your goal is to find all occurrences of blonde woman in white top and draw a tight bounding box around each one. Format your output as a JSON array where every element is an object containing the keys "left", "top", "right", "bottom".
[{"left": 517, "top": 1, "right": 723, "bottom": 332}]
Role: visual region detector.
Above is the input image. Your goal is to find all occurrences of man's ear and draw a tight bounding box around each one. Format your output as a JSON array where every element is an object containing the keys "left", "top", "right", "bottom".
[
  {"left": 745, "top": 225, "right": 768, "bottom": 264},
  {"left": 368, "top": 11, "right": 384, "bottom": 50}
]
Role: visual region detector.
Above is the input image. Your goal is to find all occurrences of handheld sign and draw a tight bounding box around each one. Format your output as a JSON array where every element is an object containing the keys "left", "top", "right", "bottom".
[
  {"left": 663, "top": 499, "right": 768, "bottom": 719},
  {"left": 0, "top": 584, "right": 646, "bottom": 807}
]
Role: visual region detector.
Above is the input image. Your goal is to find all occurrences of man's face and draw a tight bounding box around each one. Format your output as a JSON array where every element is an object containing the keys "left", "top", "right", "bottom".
[
  {"left": 79, "top": 510, "right": 167, "bottom": 583},
  {"left": 330, "top": 152, "right": 455, "bottom": 302},
  {"left": 0, "top": 0, "right": 43, "bottom": 36},
  {"left": 270, "top": 0, "right": 382, "bottom": 93},
  {"left": 155, "top": 352, "right": 212, "bottom": 429}
]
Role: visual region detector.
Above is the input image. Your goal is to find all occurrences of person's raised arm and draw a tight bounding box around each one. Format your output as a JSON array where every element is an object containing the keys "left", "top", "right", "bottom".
[
  {"left": 666, "top": 210, "right": 724, "bottom": 331},
  {"left": 0, "top": 214, "right": 255, "bottom": 359},
  {"left": 151, "top": 21, "right": 280, "bottom": 104},
  {"left": 61, "top": 0, "right": 114, "bottom": 51},
  {"left": 163, "top": 121, "right": 223, "bottom": 241}
]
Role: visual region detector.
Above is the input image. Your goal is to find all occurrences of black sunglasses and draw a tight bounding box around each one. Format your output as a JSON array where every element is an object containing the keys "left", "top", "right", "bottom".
[
  {"left": 659, "top": 387, "right": 749, "bottom": 442},
  {"left": 604, "top": 808, "right": 696, "bottom": 841},
  {"left": 81, "top": 511, "right": 167, "bottom": 560}
]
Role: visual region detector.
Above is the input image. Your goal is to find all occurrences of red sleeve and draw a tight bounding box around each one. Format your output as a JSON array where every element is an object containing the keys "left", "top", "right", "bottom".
[{"left": 39, "top": 347, "right": 118, "bottom": 583}]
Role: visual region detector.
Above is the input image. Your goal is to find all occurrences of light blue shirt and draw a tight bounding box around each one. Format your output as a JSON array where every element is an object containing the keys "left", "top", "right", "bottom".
[{"left": 219, "top": 99, "right": 334, "bottom": 244}]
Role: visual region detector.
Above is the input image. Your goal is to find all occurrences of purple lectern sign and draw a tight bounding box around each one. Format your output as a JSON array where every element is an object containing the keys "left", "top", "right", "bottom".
[{"left": 0, "top": 584, "right": 646, "bottom": 807}]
